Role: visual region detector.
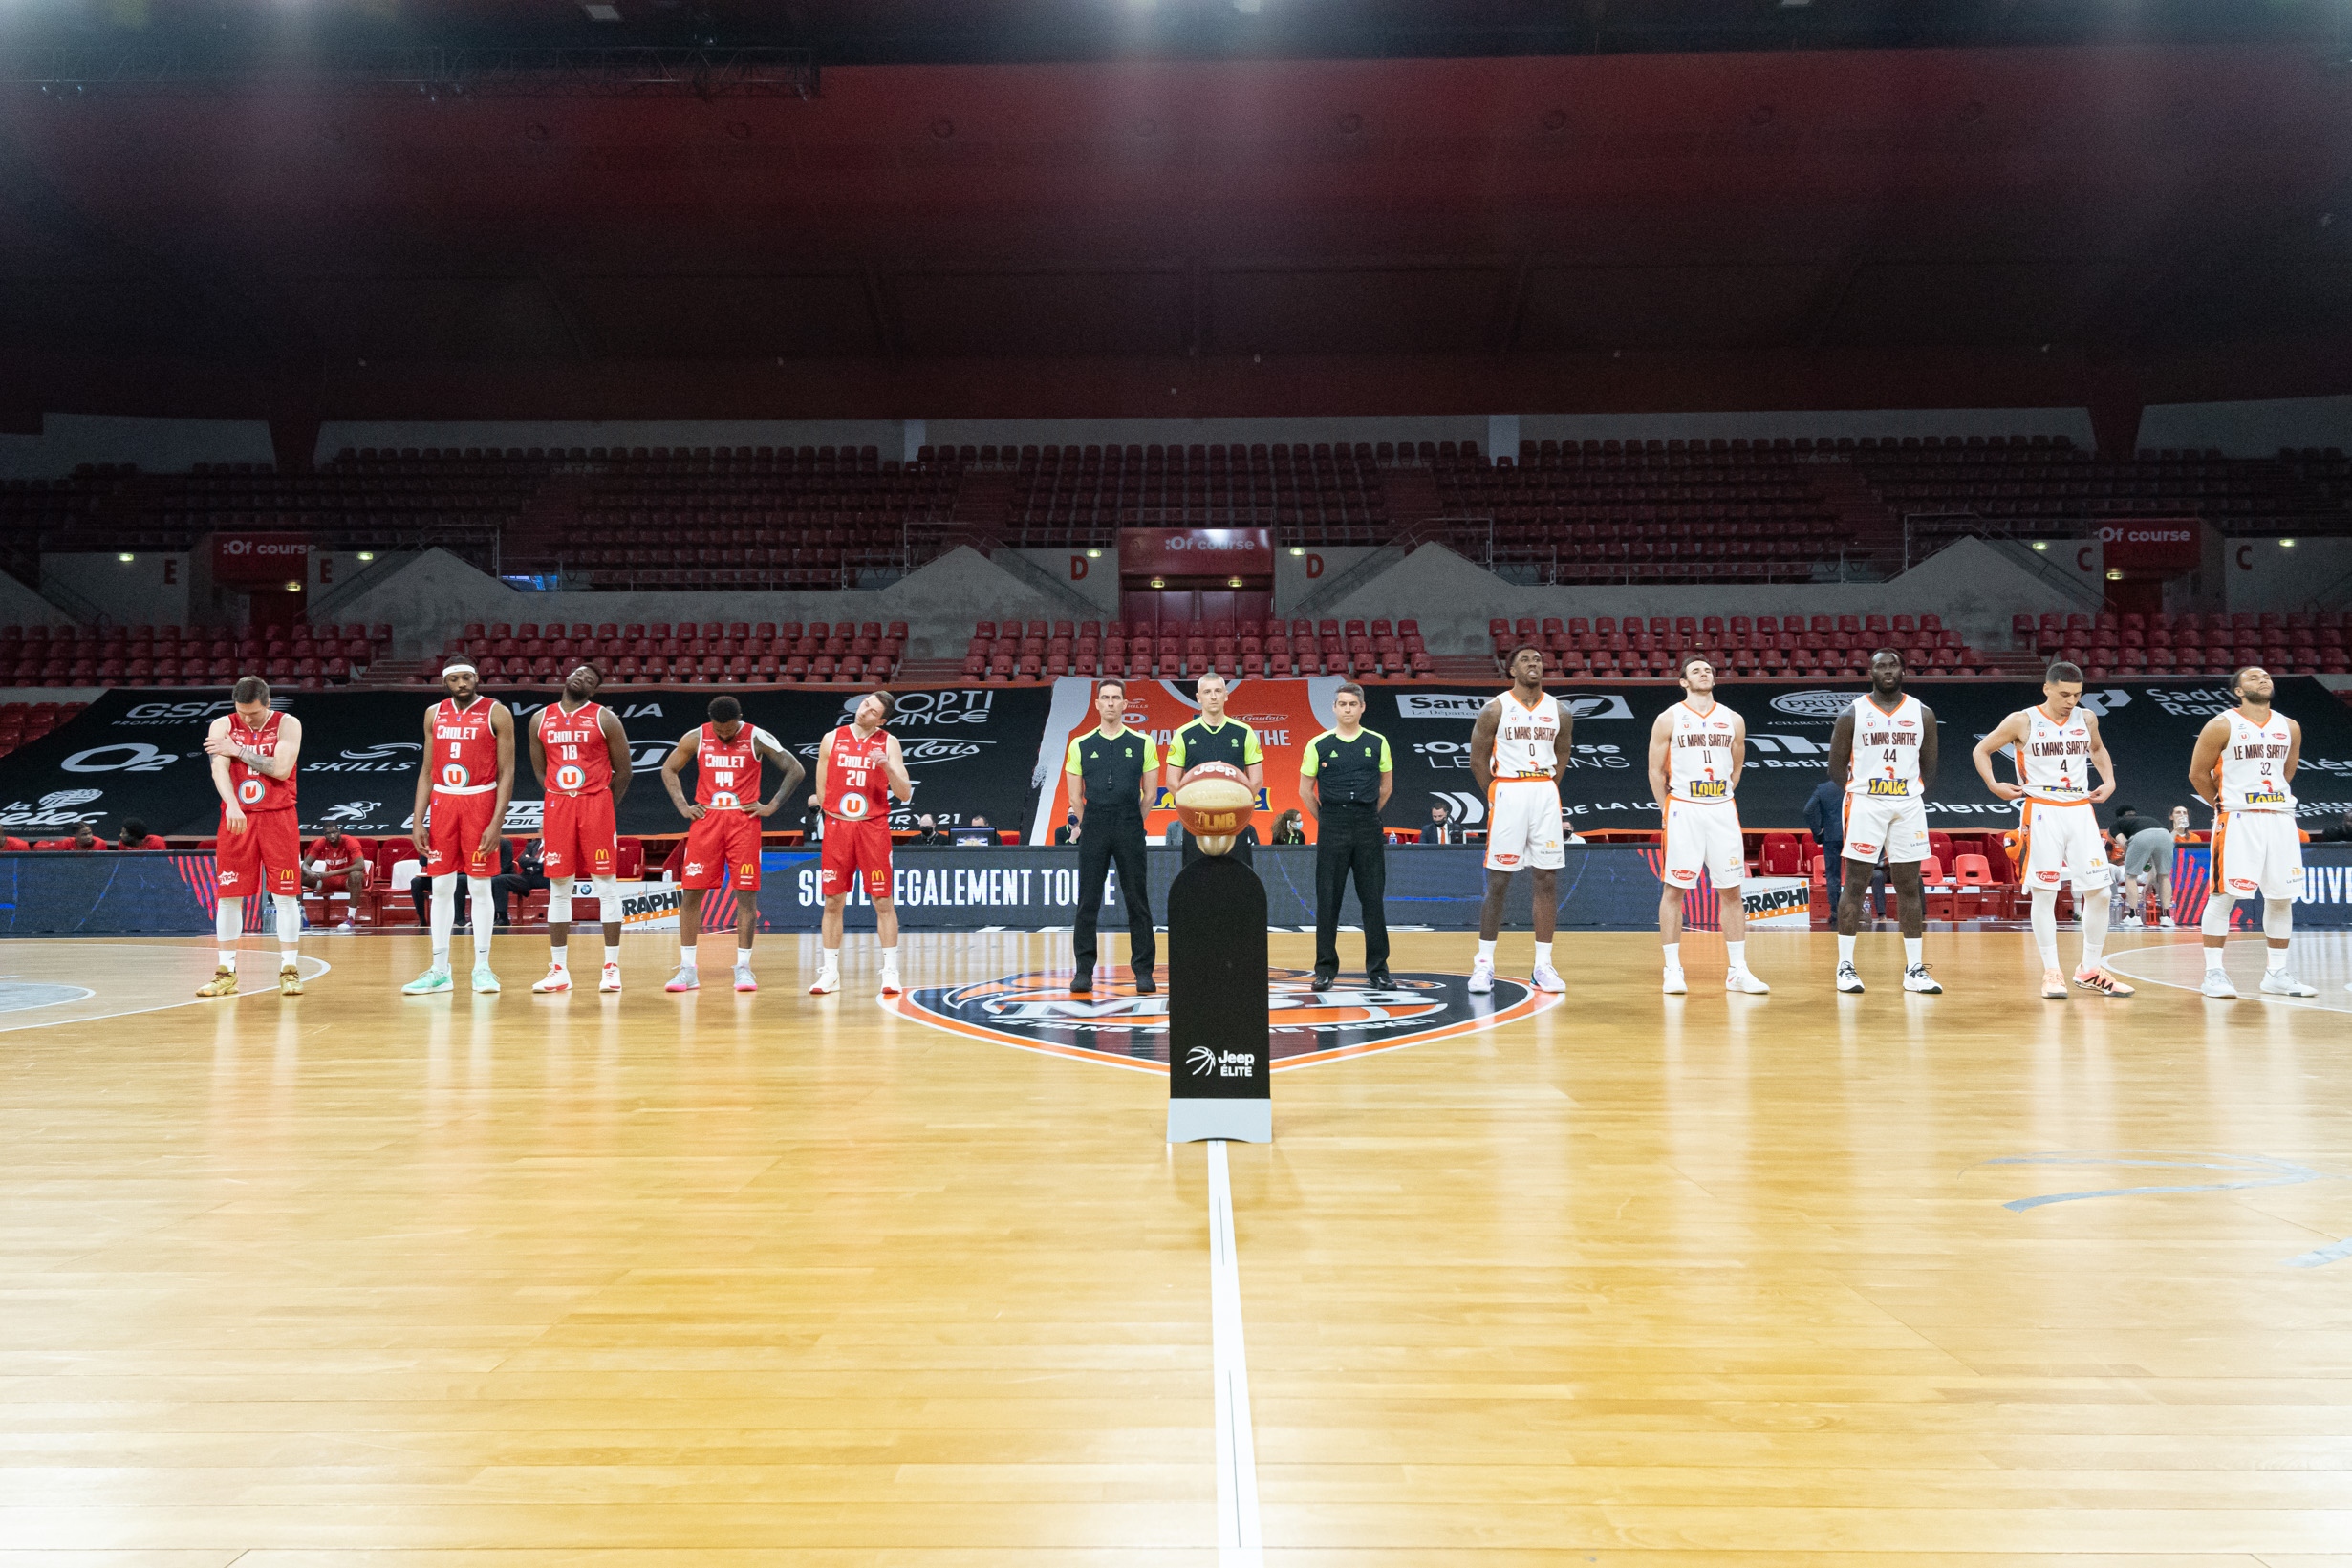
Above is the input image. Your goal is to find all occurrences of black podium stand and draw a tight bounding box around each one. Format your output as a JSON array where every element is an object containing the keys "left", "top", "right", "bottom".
[{"left": 1165, "top": 853, "right": 1272, "bottom": 1143}]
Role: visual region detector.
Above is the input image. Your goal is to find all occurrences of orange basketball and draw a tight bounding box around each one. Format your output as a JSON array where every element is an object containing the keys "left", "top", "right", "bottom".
[{"left": 1173, "top": 761, "right": 1257, "bottom": 852}]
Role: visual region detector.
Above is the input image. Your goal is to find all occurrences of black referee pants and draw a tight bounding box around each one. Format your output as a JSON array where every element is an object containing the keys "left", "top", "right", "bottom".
[
  {"left": 1314, "top": 805, "right": 1389, "bottom": 976},
  {"left": 1072, "top": 811, "right": 1154, "bottom": 978}
]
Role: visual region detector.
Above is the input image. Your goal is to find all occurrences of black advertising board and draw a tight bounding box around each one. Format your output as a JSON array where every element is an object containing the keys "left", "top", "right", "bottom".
[
  {"left": 1362, "top": 677, "right": 2352, "bottom": 835},
  {"left": 0, "top": 686, "right": 1056, "bottom": 840}
]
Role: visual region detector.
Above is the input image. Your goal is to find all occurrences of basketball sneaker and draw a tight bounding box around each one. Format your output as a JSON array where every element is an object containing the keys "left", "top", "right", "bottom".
[
  {"left": 2201, "top": 968, "right": 2239, "bottom": 999},
  {"left": 878, "top": 966, "right": 902, "bottom": 997},
  {"left": 470, "top": 965, "right": 501, "bottom": 995},
  {"left": 2259, "top": 969, "right": 2320, "bottom": 998},
  {"left": 599, "top": 962, "right": 622, "bottom": 993},
  {"left": 1725, "top": 967, "right": 1770, "bottom": 995},
  {"left": 734, "top": 965, "right": 757, "bottom": 993},
  {"left": 2072, "top": 966, "right": 2133, "bottom": 998},
  {"left": 277, "top": 965, "right": 303, "bottom": 998},
  {"left": 196, "top": 966, "right": 237, "bottom": 999},
  {"left": 1529, "top": 961, "right": 1565, "bottom": 994},
  {"left": 1835, "top": 961, "right": 1865, "bottom": 994},
  {"left": 531, "top": 964, "right": 572, "bottom": 994},
  {"left": 809, "top": 965, "right": 840, "bottom": 996},
  {"left": 1902, "top": 963, "right": 1942, "bottom": 994},
  {"left": 2040, "top": 966, "right": 2068, "bottom": 999},
  {"left": 1467, "top": 957, "right": 1495, "bottom": 995},
  {"left": 401, "top": 966, "right": 452, "bottom": 995},
  {"left": 1069, "top": 967, "right": 1093, "bottom": 997},
  {"left": 1661, "top": 966, "right": 1688, "bottom": 995},
  {"left": 664, "top": 967, "right": 700, "bottom": 993}
]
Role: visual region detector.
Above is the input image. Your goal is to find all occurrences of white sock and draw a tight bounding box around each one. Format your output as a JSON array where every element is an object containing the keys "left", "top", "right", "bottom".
[
  {"left": 820, "top": 945, "right": 841, "bottom": 971},
  {"left": 593, "top": 878, "right": 621, "bottom": 958},
  {"left": 2267, "top": 947, "right": 2289, "bottom": 973},
  {"left": 550, "top": 940, "right": 568, "bottom": 970},
  {"left": 678, "top": 948, "right": 698, "bottom": 973},
  {"left": 2080, "top": 888, "right": 2109, "bottom": 971},
  {"left": 736, "top": 950, "right": 754, "bottom": 973},
  {"left": 272, "top": 893, "right": 301, "bottom": 967},
  {"left": 880, "top": 945, "right": 898, "bottom": 970},
  {"left": 604, "top": 943, "right": 620, "bottom": 967},
  {"left": 1904, "top": 936, "right": 1924, "bottom": 968},
  {"left": 2030, "top": 889, "right": 2061, "bottom": 969},
  {"left": 1725, "top": 940, "right": 1744, "bottom": 971},
  {"left": 1477, "top": 938, "right": 1496, "bottom": 965},
  {"left": 2206, "top": 946, "right": 2228, "bottom": 973},
  {"left": 430, "top": 874, "right": 457, "bottom": 967},
  {"left": 468, "top": 876, "right": 496, "bottom": 965},
  {"left": 217, "top": 895, "right": 242, "bottom": 970},
  {"left": 1534, "top": 941, "right": 1552, "bottom": 971},
  {"left": 1662, "top": 942, "right": 1681, "bottom": 971},
  {"left": 1837, "top": 934, "right": 1856, "bottom": 966},
  {"left": 2265, "top": 899, "right": 2294, "bottom": 969}
]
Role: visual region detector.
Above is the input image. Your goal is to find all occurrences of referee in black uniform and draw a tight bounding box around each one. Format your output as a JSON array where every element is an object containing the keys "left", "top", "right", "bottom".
[
  {"left": 1065, "top": 677, "right": 1158, "bottom": 997},
  {"left": 1300, "top": 681, "right": 1394, "bottom": 991},
  {"left": 1162, "top": 672, "right": 1264, "bottom": 869}
]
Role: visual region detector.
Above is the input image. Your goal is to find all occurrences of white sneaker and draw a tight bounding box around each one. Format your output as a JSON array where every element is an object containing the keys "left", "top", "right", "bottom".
[
  {"left": 1726, "top": 967, "right": 1770, "bottom": 995},
  {"left": 1467, "top": 958, "right": 1495, "bottom": 995},
  {"left": 1662, "top": 966, "right": 1688, "bottom": 995},
  {"left": 878, "top": 967, "right": 903, "bottom": 997},
  {"left": 2201, "top": 969, "right": 2238, "bottom": 999},
  {"left": 470, "top": 965, "right": 501, "bottom": 995},
  {"left": 2260, "top": 970, "right": 2319, "bottom": 998},
  {"left": 1529, "top": 961, "right": 1566, "bottom": 994},
  {"left": 1835, "top": 961, "right": 1865, "bottom": 994},
  {"left": 809, "top": 966, "right": 840, "bottom": 996},
  {"left": 530, "top": 964, "right": 572, "bottom": 993},
  {"left": 1903, "top": 963, "right": 1942, "bottom": 994},
  {"left": 734, "top": 966, "right": 757, "bottom": 993},
  {"left": 599, "top": 962, "right": 622, "bottom": 993},
  {"left": 2160, "top": 915, "right": 2175, "bottom": 929}
]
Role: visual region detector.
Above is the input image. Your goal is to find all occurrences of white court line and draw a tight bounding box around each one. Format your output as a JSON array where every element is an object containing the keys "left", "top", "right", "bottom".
[
  {"left": 1206, "top": 1140, "right": 1264, "bottom": 1567},
  {"left": 0, "top": 941, "right": 334, "bottom": 1033}
]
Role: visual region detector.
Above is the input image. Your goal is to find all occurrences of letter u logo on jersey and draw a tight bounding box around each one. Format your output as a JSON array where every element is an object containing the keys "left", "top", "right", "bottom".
[
  {"left": 839, "top": 794, "right": 869, "bottom": 820},
  {"left": 237, "top": 778, "right": 266, "bottom": 805},
  {"left": 709, "top": 791, "right": 740, "bottom": 809},
  {"left": 441, "top": 763, "right": 470, "bottom": 788},
  {"left": 554, "top": 763, "right": 585, "bottom": 792}
]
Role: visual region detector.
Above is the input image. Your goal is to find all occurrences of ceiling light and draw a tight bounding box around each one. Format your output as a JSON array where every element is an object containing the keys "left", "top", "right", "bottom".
[
  {"left": 1288, "top": 547, "right": 1305, "bottom": 556},
  {"left": 2105, "top": 569, "right": 2123, "bottom": 581},
  {"left": 1086, "top": 548, "right": 1102, "bottom": 558},
  {"left": 2031, "top": 541, "right": 2047, "bottom": 551},
  {"left": 285, "top": 580, "right": 304, "bottom": 592},
  {"left": 1150, "top": 577, "right": 1165, "bottom": 589},
  {"left": 2281, "top": 538, "right": 2297, "bottom": 548},
  {"left": 117, "top": 552, "right": 133, "bottom": 563},
  {"left": 356, "top": 550, "right": 376, "bottom": 561}
]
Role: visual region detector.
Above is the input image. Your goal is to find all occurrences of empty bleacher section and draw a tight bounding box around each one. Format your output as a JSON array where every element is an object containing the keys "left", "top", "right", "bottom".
[
  {"left": 1488, "top": 612, "right": 1992, "bottom": 678},
  {"left": 960, "top": 617, "right": 1430, "bottom": 683},
  {"left": 0, "top": 699, "right": 85, "bottom": 759},
  {"left": 2019, "top": 610, "right": 2347, "bottom": 677},
  {"left": 993, "top": 441, "right": 1393, "bottom": 547},
  {"left": 0, "top": 623, "right": 392, "bottom": 690},
  {"left": 426, "top": 620, "right": 908, "bottom": 687}
]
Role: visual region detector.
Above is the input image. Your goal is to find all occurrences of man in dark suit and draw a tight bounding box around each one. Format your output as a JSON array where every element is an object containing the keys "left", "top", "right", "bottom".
[
  {"left": 1419, "top": 803, "right": 1455, "bottom": 845},
  {"left": 1803, "top": 777, "right": 1846, "bottom": 916}
]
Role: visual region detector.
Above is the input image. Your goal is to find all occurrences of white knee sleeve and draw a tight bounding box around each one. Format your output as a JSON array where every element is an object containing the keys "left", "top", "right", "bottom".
[
  {"left": 272, "top": 892, "right": 301, "bottom": 950},
  {"left": 468, "top": 876, "right": 496, "bottom": 933},
  {"left": 430, "top": 874, "right": 457, "bottom": 951},
  {"left": 547, "top": 885, "right": 572, "bottom": 925},
  {"left": 2201, "top": 891, "right": 2234, "bottom": 938},
  {"left": 2029, "top": 887, "right": 2060, "bottom": 966},
  {"left": 216, "top": 895, "right": 243, "bottom": 946},
  {"left": 2266, "top": 898, "right": 2295, "bottom": 943},
  {"left": 593, "top": 875, "right": 620, "bottom": 927}
]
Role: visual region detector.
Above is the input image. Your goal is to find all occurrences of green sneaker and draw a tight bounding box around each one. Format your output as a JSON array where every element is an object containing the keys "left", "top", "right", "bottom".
[
  {"left": 471, "top": 965, "right": 502, "bottom": 995},
  {"left": 401, "top": 966, "right": 453, "bottom": 995}
]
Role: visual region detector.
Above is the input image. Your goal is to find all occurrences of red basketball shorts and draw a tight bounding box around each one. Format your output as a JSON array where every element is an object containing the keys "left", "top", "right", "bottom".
[
  {"left": 425, "top": 789, "right": 501, "bottom": 879},
  {"left": 541, "top": 790, "right": 617, "bottom": 879},
  {"left": 681, "top": 810, "right": 762, "bottom": 891},
  {"left": 216, "top": 806, "right": 301, "bottom": 898},
  {"left": 820, "top": 814, "right": 894, "bottom": 900}
]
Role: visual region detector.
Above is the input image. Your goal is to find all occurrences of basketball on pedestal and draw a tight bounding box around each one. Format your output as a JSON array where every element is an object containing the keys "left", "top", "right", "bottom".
[
  {"left": 1166, "top": 763, "right": 1270, "bottom": 1144},
  {"left": 1171, "top": 761, "right": 1257, "bottom": 856}
]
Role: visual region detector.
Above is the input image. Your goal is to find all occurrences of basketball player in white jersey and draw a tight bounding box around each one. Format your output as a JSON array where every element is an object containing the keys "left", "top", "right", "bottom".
[
  {"left": 1971, "top": 661, "right": 2133, "bottom": 999},
  {"left": 2187, "top": 665, "right": 2318, "bottom": 998},
  {"left": 1825, "top": 650, "right": 1943, "bottom": 993},
  {"left": 1467, "top": 645, "right": 1569, "bottom": 995},
  {"left": 1647, "top": 654, "right": 1768, "bottom": 995}
]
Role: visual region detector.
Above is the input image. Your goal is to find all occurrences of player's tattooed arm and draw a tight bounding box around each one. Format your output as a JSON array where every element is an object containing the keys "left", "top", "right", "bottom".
[
  {"left": 1825, "top": 711, "right": 1856, "bottom": 787},
  {"left": 2084, "top": 712, "right": 2117, "bottom": 803},
  {"left": 410, "top": 704, "right": 437, "bottom": 857},
  {"left": 485, "top": 702, "right": 517, "bottom": 856},
  {"left": 1917, "top": 704, "right": 1939, "bottom": 787},
  {"left": 1971, "top": 710, "right": 2029, "bottom": 800},
  {"left": 601, "top": 709, "right": 633, "bottom": 802},
  {"left": 882, "top": 733, "right": 913, "bottom": 803},
  {"left": 2188, "top": 714, "right": 2230, "bottom": 808},
  {"left": 1645, "top": 708, "right": 1673, "bottom": 808},
  {"left": 660, "top": 734, "right": 703, "bottom": 820},
  {"left": 203, "top": 717, "right": 297, "bottom": 779},
  {"left": 1468, "top": 699, "right": 1501, "bottom": 795}
]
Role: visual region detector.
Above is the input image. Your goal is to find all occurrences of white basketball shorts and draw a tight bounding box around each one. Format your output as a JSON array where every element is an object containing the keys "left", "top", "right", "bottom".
[
  {"left": 1486, "top": 778, "right": 1565, "bottom": 872},
  {"left": 2018, "top": 799, "right": 2110, "bottom": 892},
  {"left": 1662, "top": 799, "right": 1746, "bottom": 888},
  {"left": 2214, "top": 810, "right": 2304, "bottom": 902},
  {"left": 1842, "top": 791, "right": 1931, "bottom": 866}
]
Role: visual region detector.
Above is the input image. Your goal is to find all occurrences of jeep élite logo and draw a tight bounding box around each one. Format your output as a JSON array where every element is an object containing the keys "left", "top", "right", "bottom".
[{"left": 887, "top": 967, "right": 1564, "bottom": 1071}]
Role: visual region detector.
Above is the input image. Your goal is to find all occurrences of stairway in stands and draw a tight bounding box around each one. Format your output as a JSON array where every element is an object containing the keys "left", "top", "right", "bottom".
[
  {"left": 1808, "top": 461, "right": 1907, "bottom": 576},
  {"left": 356, "top": 657, "right": 431, "bottom": 687},
  {"left": 950, "top": 470, "right": 1018, "bottom": 544}
]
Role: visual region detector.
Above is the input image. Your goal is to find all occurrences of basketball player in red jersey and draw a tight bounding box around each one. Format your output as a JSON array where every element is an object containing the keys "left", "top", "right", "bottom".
[
  {"left": 812, "top": 690, "right": 914, "bottom": 997},
  {"left": 196, "top": 675, "right": 306, "bottom": 998},
  {"left": 403, "top": 662, "right": 516, "bottom": 996},
  {"left": 658, "top": 694, "right": 804, "bottom": 993},
  {"left": 528, "top": 663, "right": 634, "bottom": 995}
]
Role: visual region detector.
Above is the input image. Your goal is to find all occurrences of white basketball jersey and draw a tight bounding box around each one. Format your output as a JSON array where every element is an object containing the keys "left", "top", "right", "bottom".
[
  {"left": 2217, "top": 709, "right": 2297, "bottom": 813},
  {"left": 1667, "top": 699, "right": 1738, "bottom": 804},
  {"left": 1491, "top": 691, "right": 1562, "bottom": 778},
  {"left": 1845, "top": 693, "right": 1928, "bottom": 798},
  {"left": 2016, "top": 705, "right": 2094, "bottom": 803}
]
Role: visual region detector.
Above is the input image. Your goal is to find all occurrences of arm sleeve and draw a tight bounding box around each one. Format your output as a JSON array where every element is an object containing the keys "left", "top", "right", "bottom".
[
  {"left": 1064, "top": 738, "right": 1085, "bottom": 775},
  {"left": 1242, "top": 727, "right": 1263, "bottom": 765},
  {"left": 1376, "top": 736, "right": 1393, "bottom": 772},
  {"left": 1164, "top": 726, "right": 1187, "bottom": 771},
  {"left": 1297, "top": 738, "right": 1322, "bottom": 779}
]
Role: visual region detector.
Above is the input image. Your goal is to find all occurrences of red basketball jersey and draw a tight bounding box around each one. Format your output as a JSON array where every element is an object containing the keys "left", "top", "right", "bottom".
[
  {"left": 695, "top": 723, "right": 762, "bottom": 810},
  {"left": 431, "top": 698, "right": 500, "bottom": 796},
  {"left": 537, "top": 700, "right": 612, "bottom": 797},
  {"left": 227, "top": 709, "right": 296, "bottom": 812},
  {"left": 822, "top": 724, "right": 893, "bottom": 823}
]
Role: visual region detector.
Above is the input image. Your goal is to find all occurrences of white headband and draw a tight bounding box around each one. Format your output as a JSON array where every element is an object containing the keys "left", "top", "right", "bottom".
[{"left": 441, "top": 662, "right": 477, "bottom": 677}]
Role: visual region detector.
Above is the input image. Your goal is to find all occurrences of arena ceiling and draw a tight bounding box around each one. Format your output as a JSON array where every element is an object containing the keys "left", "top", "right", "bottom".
[{"left": 3, "top": 17, "right": 2351, "bottom": 433}]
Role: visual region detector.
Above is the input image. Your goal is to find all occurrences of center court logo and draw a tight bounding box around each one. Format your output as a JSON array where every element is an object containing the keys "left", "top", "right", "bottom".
[{"left": 887, "top": 967, "right": 1563, "bottom": 1071}]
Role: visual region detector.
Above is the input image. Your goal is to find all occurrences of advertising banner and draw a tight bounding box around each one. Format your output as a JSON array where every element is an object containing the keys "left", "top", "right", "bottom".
[
  {"left": 1116, "top": 527, "right": 1273, "bottom": 580},
  {"left": 2099, "top": 519, "right": 2207, "bottom": 575},
  {"left": 209, "top": 532, "right": 313, "bottom": 585},
  {"left": 0, "top": 686, "right": 1055, "bottom": 841}
]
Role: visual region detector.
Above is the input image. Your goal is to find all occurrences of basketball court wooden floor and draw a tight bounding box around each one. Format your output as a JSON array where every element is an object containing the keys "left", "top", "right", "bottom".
[{"left": 6, "top": 926, "right": 2352, "bottom": 1565}]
